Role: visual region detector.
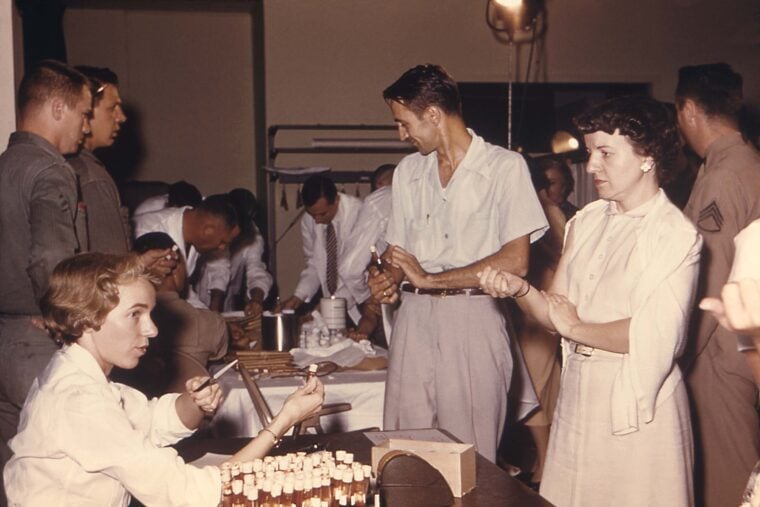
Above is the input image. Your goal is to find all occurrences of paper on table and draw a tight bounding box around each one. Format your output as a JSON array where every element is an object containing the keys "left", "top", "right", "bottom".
[
  {"left": 190, "top": 452, "right": 232, "bottom": 468},
  {"left": 363, "top": 429, "right": 457, "bottom": 446}
]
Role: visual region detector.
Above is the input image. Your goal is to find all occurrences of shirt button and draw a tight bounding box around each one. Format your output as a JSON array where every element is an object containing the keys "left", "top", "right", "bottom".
[
  {"left": 589, "top": 274, "right": 595, "bottom": 280},
  {"left": 444, "top": 234, "right": 449, "bottom": 239},
  {"left": 598, "top": 254, "right": 604, "bottom": 259}
]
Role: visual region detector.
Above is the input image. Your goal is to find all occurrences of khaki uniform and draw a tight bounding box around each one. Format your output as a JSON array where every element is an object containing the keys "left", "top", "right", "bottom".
[{"left": 683, "top": 132, "right": 760, "bottom": 507}]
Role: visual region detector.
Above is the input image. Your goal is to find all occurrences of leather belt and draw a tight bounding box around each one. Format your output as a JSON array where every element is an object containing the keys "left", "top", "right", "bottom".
[
  {"left": 572, "top": 343, "right": 595, "bottom": 356},
  {"left": 401, "top": 284, "right": 486, "bottom": 297}
]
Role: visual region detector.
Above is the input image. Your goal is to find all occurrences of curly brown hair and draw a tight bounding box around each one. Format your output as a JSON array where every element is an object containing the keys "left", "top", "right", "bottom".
[
  {"left": 40, "top": 253, "right": 159, "bottom": 344},
  {"left": 574, "top": 96, "right": 681, "bottom": 185}
]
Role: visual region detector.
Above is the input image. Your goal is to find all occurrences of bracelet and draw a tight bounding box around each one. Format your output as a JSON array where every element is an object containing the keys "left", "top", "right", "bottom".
[
  {"left": 512, "top": 281, "right": 531, "bottom": 299},
  {"left": 259, "top": 427, "right": 280, "bottom": 447}
]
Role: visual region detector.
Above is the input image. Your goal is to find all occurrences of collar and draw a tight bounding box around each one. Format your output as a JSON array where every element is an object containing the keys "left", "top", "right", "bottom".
[
  {"left": 412, "top": 128, "right": 487, "bottom": 185},
  {"left": 9, "top": 131, "right": 66, "bottom": 163},
  {"left": 605, "top": 188, "right": 663, "bottom": 218},
  {"left": 62, "top": 342, "right": 110, "bottom": 386},
  {"left": 76, "top": 148, "right": 103, "bottom": 166},
  {"left": 703, "top": 131, "right": 744, "bottom": 171}
]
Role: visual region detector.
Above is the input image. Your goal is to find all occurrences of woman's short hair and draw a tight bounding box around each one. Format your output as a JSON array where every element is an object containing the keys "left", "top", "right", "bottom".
[
  {"left": 40, "top": 253, "right": 158, "bottom": 344},
  {"left": 574, "top": 95, "right": 680, "bottom": 185}
]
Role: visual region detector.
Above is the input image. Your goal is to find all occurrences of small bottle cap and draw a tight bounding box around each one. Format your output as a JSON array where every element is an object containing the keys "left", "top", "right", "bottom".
[{"left": 232, "top": 479, "right": 243, "bottom": 494}]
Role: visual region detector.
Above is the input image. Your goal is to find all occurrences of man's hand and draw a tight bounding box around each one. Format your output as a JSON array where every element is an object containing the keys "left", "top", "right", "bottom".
[
  {"left": 700, "top": 279, "right": 760, "bottom": 337},
  {"left": 228, "top": 321, "right": 251, "bottom": 350},
  {"left": 275, "top": 296, "right": 302, "bottom": 313},
  {"left": 140, "top": 248, "right": 177, "bottom": 278},
  {"left": 368, "top": 266, "right": 399, "bottom": 304},
  {"left": 244, "top": 288, "right": 265, "bottom": 319},
  {"left": 388, "top": 246, "right": 432, "bottom": 289}
]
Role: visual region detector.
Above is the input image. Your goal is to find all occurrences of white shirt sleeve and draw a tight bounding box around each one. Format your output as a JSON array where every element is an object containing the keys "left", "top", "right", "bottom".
[{"left": 244, "top": 231, "right": 273, "bottom": 297}]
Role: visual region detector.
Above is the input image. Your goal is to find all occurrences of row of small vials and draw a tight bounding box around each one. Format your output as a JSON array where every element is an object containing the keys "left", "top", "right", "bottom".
[{"left": 220, "top": 449, "right": 374, "bottom": 507}]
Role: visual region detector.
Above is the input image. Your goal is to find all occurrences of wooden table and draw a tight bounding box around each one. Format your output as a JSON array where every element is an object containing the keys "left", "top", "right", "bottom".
[{"left": 174, "top": 429, "right": 553, "bottom": 507}]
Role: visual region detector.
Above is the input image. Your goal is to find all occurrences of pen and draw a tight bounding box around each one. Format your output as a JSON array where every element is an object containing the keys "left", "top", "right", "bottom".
[{"left": 193, "top": 358, "right": 239, "bottom": 393}]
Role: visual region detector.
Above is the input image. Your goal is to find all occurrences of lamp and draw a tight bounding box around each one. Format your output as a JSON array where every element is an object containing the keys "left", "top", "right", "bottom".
[
  {"left": 551, "top": 131, "right": 580, "bottom": 154},
  {"left": 485, "top": 0, "right": 547, "bottom": 150}
]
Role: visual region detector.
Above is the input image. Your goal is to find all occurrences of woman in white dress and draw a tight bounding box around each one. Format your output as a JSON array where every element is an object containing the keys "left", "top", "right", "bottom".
[{"left": 479, "top": 96, "right": 702, "bottom": 506}]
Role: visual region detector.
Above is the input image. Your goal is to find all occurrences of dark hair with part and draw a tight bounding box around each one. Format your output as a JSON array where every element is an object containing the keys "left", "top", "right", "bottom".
[
  {"left": 383, "top": 64, "right": 462, "bottom": 117},
  {"left": 75, "top": 65, "right": 119, "bottom": 107},
  {"left": 40, "top": 253, "right": 158, "bottom": 344},
  {"left": 168, "top": 181, "right": 202, "bottom": 208},
  {"left": 196, "top": 194, "right": 239, "bottom": 229},
  {"left": 133, "top": 232, "right": 176, "bottom": 254},
  {"left": 574, "top": 96, "right": 680, "bottom": 185},
  {"left": 18, "top": 60, "right": 89, "bottom": 113},
  {"left": 302, "top": 174, "right": 337, "bottom": 207},
  {"left": 228, "top": 188, "right": 259, "bottom": 236},
  {"left": 675, "top": 63, "right": 743, "bottom": 121},
  {"left": 371, "top": 164, "right": 396, "bottom": 191}
]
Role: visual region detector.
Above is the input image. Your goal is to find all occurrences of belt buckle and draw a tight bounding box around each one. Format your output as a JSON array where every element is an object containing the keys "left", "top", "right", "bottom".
[{"left": 574, "top": 343, "right": 594, "bottom": 356}]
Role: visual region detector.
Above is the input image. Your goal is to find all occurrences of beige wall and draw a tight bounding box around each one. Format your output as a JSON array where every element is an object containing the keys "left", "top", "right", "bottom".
[
  {"left": 64, "top": 7, "right": 257, "bottom": 196},
  {"left": 0, "top": 0, "right": 20, "bottom": 150},
  {"left": 62, "top": 0, "right": 760, "bottom": 297}
]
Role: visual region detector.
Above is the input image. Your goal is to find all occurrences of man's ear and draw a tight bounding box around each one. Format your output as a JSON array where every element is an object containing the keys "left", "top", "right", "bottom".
[
  {"left": 50, "top": 97, "right": 65, "bottom": 121},
  {"left": 682, "top": 99, "right": 700, "bottom": 126},
  {"left": 425, "top": 105, "right": 442, "bottom": 126}
]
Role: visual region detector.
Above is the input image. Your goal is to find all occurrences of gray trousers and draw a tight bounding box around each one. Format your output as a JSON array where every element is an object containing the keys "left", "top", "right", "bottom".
[
  {"left": 383, "top": 293, "right": 512, "bottom": 463},
  {"left": 0, "top": 316, "right": 58, "bottom": 504}
]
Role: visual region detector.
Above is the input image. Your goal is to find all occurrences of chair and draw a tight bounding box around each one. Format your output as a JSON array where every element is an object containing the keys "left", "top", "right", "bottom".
[{"left": 237, "top": 364, "right": 353, "bottom": 436}]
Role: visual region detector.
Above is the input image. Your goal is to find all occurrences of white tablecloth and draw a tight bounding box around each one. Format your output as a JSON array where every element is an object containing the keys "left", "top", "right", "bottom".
[{"left": 210, "top": 369, "right": 386, "bottom": 438}]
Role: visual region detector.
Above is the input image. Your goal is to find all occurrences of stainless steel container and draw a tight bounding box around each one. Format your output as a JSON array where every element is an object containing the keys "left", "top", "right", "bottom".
[{"left": 261, "top": 310, "right": 297, "bottom": 351}]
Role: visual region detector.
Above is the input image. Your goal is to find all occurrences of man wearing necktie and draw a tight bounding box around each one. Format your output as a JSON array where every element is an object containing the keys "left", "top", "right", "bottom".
[{"left": 281, "top": 174, "right": 363, "bottom": 324}]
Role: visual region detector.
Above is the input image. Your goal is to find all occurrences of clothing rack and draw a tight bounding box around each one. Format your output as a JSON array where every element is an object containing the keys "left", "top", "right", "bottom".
[{"left": 265, "top": 124, "right": 412, "bottom": 277}]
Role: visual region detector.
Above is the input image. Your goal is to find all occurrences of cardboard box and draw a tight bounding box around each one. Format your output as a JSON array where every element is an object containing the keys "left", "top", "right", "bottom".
[{"left": 371, "top": 439, "right": 476, "bottom": 497}]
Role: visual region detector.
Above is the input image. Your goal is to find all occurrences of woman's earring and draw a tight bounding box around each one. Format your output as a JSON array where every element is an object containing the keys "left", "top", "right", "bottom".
[{"left": 641, "top": 159, "right": 654, "bottom": 173}]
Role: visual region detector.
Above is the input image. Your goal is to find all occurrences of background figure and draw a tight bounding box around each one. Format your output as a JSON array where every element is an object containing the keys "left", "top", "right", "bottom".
[
  {"left": 67, "top": 65, "right": 130, "bottom": 255},
  {"left": 132, "top": 179, "right": 203, "bottom": 217},
  {"left": 514, "top": 157, "right": 568, "bottom": 485},
  {"left": 539, "top": 157, "right": 578, "bottom": 220},
  {"left": 343, "top": 164, "right": 396, "bottom": 347},
  {"left": 676, "top": 62, "right": 760, "bottom": 507},
  {"left": 194, "top": 188, "right": 273, "bottom": 316},
  {"left": 0, "top": 61, "right": 91, "bottom": 500},
  {"left": 280, "top": 174, "right": 363, "bottom": 324},
  {"left": 481, "top": 96, "right": 701, "bottom": 506}
]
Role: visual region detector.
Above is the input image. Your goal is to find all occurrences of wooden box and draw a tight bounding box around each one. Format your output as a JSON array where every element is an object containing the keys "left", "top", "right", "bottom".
[{"left": 371, "top": 438, "right": 476, "bottom": 497}]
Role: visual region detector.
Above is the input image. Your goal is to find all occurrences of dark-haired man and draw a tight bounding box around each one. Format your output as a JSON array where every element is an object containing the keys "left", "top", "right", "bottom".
[
  {"left": 0, "top": 60, "right": 91, "bottom": 483},
  {"left": 134, "top": 194, "right": 240, "bottom": 311},
  {"left": 280, "top": 174, "right": 363, "bottom": 323},
  {"left": 368, "top": 64, "right": 547, "bottom": 462},
  {"left": 676, "top": 62, "right": 760, "bottom": 507},
  {"left": 67, "top": 66, "right": 130, "bottom": 254}
]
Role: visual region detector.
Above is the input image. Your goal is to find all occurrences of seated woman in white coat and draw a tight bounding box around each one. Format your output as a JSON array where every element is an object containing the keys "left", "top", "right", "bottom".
[
  {"left": 479, "top": 96, "right": 702, "bottom": 506},
  {"left": 3, "top": 252, "right": 323, "bottom": 506}
]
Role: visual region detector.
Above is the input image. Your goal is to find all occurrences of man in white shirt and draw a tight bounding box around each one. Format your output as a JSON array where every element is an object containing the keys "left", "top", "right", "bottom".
[
  {"left": 342, "top": 164, "right": 396, "bottom": 344},
  {"left": 194, "top": 188, "right": 273, "bottom": 315},
  {"left": 133, "top": 194, "right": 239, "bottom": 311},
  {"left": 368, "top": 64, "right": 548, "bottom": 462},
  {"left": 280, "top": 174, "right": 363, "bottom": 323},
  {"left": 132, "top": 180, "right": 202, "bottom": 217}
]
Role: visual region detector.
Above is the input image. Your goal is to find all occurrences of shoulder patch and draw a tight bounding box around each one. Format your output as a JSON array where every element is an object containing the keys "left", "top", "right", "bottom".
[{"left": 697, "top": 200, "right": 723, "bottom": 232}]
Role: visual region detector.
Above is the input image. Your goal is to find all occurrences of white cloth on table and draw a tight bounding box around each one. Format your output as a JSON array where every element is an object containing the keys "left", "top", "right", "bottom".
[
  {"left": 729, "top": 218, "right": 760, "bottom": 351},
  {"left": 4, "top": 343, "right": 221, "bottom": 507},
  {"left": 541, "top": 189, "right": 701, "bottom": 506},
  {"left": 383, "top": 129, "right": 548, "bottom": 463},
  {"left": 294, "top": 193, "right": 363, "bottom": 323}
]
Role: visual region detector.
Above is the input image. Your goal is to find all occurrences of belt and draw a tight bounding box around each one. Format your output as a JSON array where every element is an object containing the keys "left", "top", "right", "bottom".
[
  {"left": 572, "top": 343, "right": 595, "bottom": 356},
  {"left": 401, "top": 284, "right": 486, "bottom": 297}
]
